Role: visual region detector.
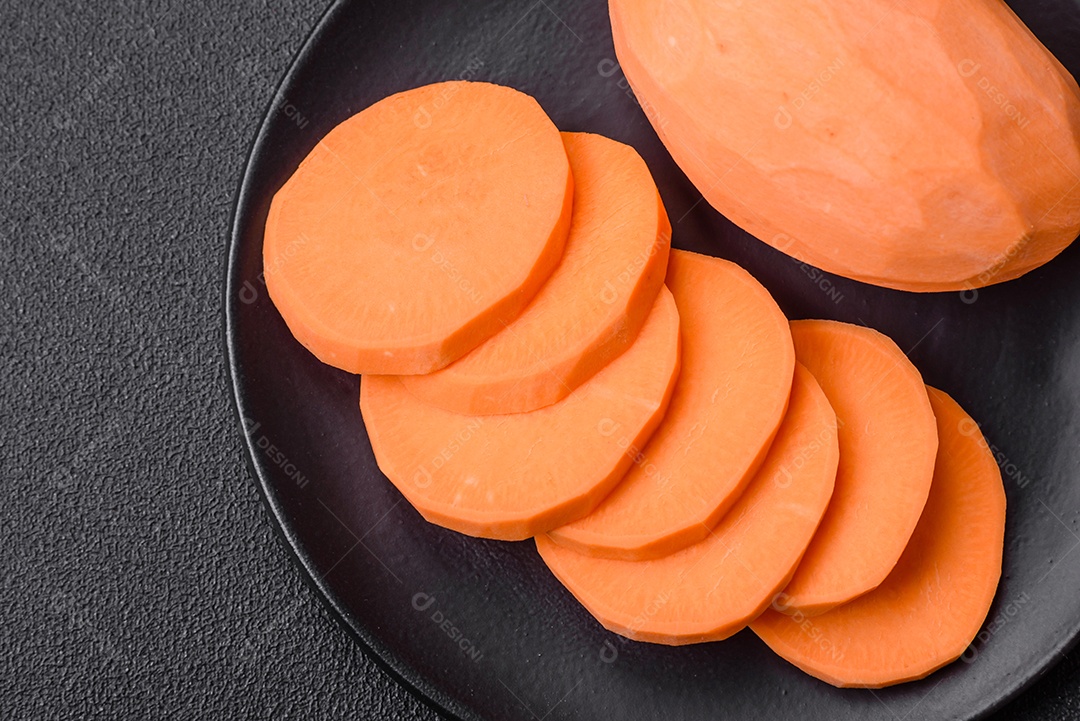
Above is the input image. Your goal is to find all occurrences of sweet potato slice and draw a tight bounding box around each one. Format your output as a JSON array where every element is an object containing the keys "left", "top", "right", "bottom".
[
  {"left": 779, "top": 320, "right": 937, "bottom": 615},
  {"left": 360, "top": 287, "right": 680, "bottom": 540},
  {"left": 265, "top": 81, "right": 573, "bottom": 375},
  {"left": 752, "top": 387, "right": 1006, "bottom": 687},
  {"left": 548, "top": 249, "right": 794, "bottom": 560},
  {"left": 537, "top": 363, "right": 838, "bottom": 644},
  {"left": 402, "top": 132, "right": 671, "bottom": 415}
]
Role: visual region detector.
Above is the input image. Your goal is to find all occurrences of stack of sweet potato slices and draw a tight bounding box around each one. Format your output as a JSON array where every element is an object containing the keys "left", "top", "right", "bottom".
[{"left": 265, "top": 80, "right": 1006, "bottom": 689}]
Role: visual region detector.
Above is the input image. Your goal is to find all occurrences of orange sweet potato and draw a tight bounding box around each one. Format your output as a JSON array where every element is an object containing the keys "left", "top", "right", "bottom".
[
  {"left": 548, "top": 249, "right": 794, "bottom": 560},
  {"left": 778, "top": 320, "right": 937, "bottom": 616},
  {"left": 360, "top": 288, "right": 680, "bottom": 540},
  {"left": 402, "top": 131, "right": 670, "bottom": 414},
  {"left": 537, "top": 363, "right": 837, "bottom": 644},
  {"left": 752, "top": 387, "right": 1006, "bottom": 687},
  {"left": 265, "top": 81, "right": 572, "bottom": 374},
  {"left": 609, "top": 0, "right": 1080, "bottom": 291}
]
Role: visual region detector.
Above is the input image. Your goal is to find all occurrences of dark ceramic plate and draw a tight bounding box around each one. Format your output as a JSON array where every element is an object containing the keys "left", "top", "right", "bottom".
[{"left": 225, "top": 1, "right": 1080, "bottom": 719}]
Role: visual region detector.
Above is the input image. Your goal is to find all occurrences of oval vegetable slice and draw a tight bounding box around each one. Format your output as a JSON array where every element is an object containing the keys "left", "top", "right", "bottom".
[
  {"left": 778, "top": 320, "right": 937, "bottom": 615},
  {"left": 402, "top": 131, "right": 671, "bottom": 414},
  {"left": 265, "top": 81, "right": 573, "bottom": 375},
  {"left": 752, "top": 387, "right": 1006, "bottom": 688},
  {"left": 360, "top": 287, "right": 680, "bottom": 540},
  {"left": 548, "top": 249, "right": 794, "bottom": 560},
  {"left": 537, "top": 363, "right": 838, "bottom": 644}
]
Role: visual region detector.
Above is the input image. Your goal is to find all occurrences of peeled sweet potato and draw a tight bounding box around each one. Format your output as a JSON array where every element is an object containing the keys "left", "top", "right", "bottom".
[{"left": 609, "top": 0, "right": 1080, "bottom": 291}]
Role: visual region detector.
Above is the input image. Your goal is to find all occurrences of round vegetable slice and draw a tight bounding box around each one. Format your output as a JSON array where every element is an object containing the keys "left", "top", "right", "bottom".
[
  {"left": 548, "top": 249, "right": 795, "bottom": 560},
  {"left": 752, "top": 387, "right": 1006, "bottom": 688},
  {"left": 402, "top": 131, "right": 671, "bottom": 414},
  {"left": 264, "top": 80, "right": 573, "bottom": 375},
  {"left": 360, "top": 287, "right": 680, "bottom": 541},
  {"left": 536, "top": 363, "right": 838, "bottom": 644},
  {"left": 778, "top": 320, "right": 937, "bottom": 615}
]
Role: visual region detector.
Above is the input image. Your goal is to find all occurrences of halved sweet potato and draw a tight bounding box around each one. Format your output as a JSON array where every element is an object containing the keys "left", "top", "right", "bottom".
[{"left": 609, "top": 0, "right": 1080, "bottom": 291}]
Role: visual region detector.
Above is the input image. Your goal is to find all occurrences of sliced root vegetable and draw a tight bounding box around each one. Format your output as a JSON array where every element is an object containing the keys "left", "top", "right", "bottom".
[
  {"left": 752, "top": 387, "right": 1006, "bottom": 688},
  {"left": 360, "top": 287, "right": 680, "bottom": 540},
  {"left": 402, "top": 132, "right": 671, "bottom": 415},
  {"left": 537, "top": 363, "right": 838, "bottom": 644},
  {"left": 548, "top": 249, "right": 794, "bottom": 560},
  {"left": 778, "top": 320, "right": 937, "bottom": 615},
  {"left": 264, "top": 81, "right": 573, "bottom": 375}
]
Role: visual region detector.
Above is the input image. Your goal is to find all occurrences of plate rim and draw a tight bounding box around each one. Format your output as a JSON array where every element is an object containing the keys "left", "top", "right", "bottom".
[{"left": 222, "top": 1, "right": 1080, "bottom": 719}]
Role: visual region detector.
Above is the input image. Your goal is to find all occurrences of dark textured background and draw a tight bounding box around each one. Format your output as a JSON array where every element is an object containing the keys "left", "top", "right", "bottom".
[{"left": 1, "top": 0, "right": 1078, "bottom": 718}]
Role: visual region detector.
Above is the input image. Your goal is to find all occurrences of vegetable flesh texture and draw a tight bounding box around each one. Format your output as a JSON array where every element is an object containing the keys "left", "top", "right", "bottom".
[
  {"left": 752, "top": 387, "right": 1006, "bottom": 688},
  {"left": 360, "top": 287, "right": 680, "bottom": 540},
  {"left": 537, "top": 363, "right": 838, "bottom": 644},
  {"left": 548, "top": 249, "right": 794, "bottom": 560},
  {"left": 265, "top": 80, "right": 573, "bottom": 374},
  {"left": 402, "top": 131, "right": 671, "bottom": 414},
  {"left": 779, "top": 320, "right": 937, "bottom": 615},
  {"left": 608, "top": 0, "right": 1080, "bottom": 291}
]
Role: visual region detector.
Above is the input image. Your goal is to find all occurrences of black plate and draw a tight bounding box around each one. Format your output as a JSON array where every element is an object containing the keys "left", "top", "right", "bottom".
[{"left": 225, "top": 1, "right": 1080, "bottom": 719}]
